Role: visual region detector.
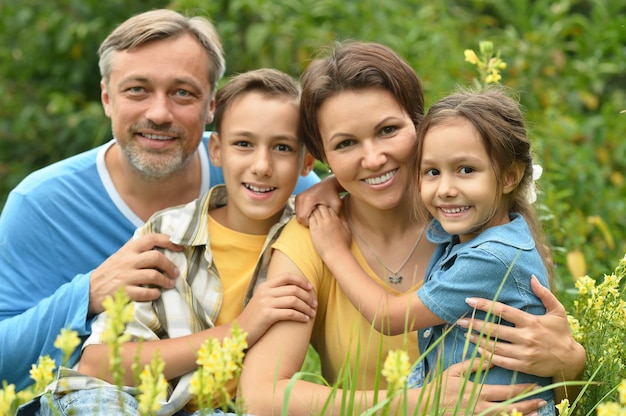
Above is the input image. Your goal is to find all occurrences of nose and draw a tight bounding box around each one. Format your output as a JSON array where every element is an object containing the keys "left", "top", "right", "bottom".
[
  {"left": 250, "top": 148, "right": 272, "bottom": 177},
  {"left": 361, "top": 140, "right": 387, "bottom": 170},
  {"left": 436, "top": 173, "right": 458, "bottom": 198},
  {"left": 144, "top": 92, "right": 174, "bottom": 125}
]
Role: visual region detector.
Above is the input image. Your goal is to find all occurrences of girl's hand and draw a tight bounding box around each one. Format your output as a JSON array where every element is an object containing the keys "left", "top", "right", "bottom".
[
  {"left": 309, "top": 204, "right": 352, "bottom": 263},
  {"left": 295, "top": 175, "right": 344, "bottom": 226}
]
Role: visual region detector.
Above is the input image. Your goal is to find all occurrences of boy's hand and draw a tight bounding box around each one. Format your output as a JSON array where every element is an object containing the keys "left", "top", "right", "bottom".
[{"left": 238, "top": 273, "right": 317, "bottom": 346}]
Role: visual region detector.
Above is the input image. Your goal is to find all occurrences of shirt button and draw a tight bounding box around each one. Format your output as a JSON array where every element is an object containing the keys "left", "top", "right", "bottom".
[{"left": 423, "top": 328, "right": 432, "bottom": 338}]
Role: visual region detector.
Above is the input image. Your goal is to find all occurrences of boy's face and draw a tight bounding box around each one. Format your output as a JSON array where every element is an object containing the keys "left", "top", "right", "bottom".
[{"left": 210, "top": 91, "right": 312, "bottom": 234}]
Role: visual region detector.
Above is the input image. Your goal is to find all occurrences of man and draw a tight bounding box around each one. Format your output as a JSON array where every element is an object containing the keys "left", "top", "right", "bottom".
[{"left": 0, "top": 9, "right": 318, "bottom": 391}]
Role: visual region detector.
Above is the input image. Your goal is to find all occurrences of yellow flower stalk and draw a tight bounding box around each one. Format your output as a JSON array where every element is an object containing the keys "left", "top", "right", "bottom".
[
  {"left": 102, "top": 288, "right": 135, "bottom": 388},
  {"left": 137, "top": 352, "right": 168, "bottom": 416},
  {"left": 464, "top": 40, "right": 507, "bottom": 86},
  {"left": 189, "top": 322, "right": 248, "bottom": 412}
]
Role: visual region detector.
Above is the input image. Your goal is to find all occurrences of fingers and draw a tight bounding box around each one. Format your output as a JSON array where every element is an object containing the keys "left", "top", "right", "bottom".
[
  {"left": 88, "top": 233, "right": 182, "bottom": 315},
  {"left": 530, "top": 275, "right": 565, "bottom": 315}
]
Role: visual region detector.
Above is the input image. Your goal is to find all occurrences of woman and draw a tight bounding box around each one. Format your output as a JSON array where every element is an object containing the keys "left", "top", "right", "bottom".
[{"left": 240, "top": 41, "right": 584, "bottom": 415}]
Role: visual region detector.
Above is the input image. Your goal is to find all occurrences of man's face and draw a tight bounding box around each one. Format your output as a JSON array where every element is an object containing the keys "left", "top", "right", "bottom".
[{"left": 101, "top": 34, "right": 215, "bottom": 180}]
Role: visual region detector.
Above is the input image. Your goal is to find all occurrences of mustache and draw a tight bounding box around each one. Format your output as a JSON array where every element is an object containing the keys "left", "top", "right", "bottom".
[{"left": 130, "top": 121, "right": 185, "bottom": 137}]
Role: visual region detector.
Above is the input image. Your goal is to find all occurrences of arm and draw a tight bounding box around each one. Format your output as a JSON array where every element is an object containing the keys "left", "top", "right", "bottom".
[
  {"left": 240, "top": 251, "right": 547, "bottom": 415},
  {"left": 79, "top": 272, "right": 317, "bottom": 385},
  {"left": 295, "top": 174, "right": 344, "bottom": 226},
  {"left": 309, "top": 205, "right": 444, "bottom": 334},
  {"left": 458, "top": 276, "right": 585, "bottom": 403}
]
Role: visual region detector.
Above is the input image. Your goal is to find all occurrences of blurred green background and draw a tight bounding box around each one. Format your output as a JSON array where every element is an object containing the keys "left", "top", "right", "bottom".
[{"left": 1, "top": 0, "right": 625, "bottom": 295}]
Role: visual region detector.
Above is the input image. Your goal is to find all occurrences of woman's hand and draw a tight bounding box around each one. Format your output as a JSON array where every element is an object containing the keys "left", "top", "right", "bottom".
[
  {"left": 416, "top": 360, "right": 548, "bottom": 415},
  {"left": 457, "top": 275, "right": 585, "bottom": 383}
]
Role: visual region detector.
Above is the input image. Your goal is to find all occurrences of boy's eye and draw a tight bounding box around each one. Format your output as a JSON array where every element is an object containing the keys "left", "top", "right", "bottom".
[
  {"left": 275, "top": 143, "right": 294, "bottom": 152},
  {"left": 235, "top": 141, "right": 252, "bottom": 148}
]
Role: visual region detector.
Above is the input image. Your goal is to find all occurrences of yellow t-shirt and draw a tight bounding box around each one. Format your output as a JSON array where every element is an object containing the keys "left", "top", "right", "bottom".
[
  {"left": 208, "top": 214, "right": 266, "bottom": 327},
  {"left": 273, "top": 217, "right": 420, "bottom": 390}
]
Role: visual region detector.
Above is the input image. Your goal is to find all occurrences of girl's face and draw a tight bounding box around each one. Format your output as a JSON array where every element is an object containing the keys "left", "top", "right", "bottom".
[
  {"left": 317, "top": 88, "right": 416, "bottom": 211},
  {"left": 419, "top": 118, "right": 511, "bottom": 243}
]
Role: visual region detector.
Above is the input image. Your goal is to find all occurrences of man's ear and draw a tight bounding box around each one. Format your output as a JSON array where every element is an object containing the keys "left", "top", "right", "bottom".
[
  {"left": 101, "top": 80, "right": 112, "bottom": 118},
  {"left": 208, "top": 132, "right": 222, "bottom": 167},
  {"left": 503, "top": 163, "right": 525, "bottom": 194},
  {"left": 300, "top": 152, "right": 315, "bottom": 176}
]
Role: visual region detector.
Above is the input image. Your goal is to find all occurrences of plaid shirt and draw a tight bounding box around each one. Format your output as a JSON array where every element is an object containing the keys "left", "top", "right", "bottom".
[{"left": 47, "top": 185, "right": 294, "bottom": 415}]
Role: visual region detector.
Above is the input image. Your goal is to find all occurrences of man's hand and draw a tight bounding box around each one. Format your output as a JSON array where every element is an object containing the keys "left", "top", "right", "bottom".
[{"left": 88, "top": 233, "right": 182, "bottom": 316}]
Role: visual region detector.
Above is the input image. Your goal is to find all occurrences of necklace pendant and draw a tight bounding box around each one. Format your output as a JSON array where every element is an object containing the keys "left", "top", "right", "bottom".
[{"left": 388, "top": 274, "right": 403, "bottom": 284}]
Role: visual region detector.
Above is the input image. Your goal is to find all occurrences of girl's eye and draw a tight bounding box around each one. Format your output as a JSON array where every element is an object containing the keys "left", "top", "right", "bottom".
[
  {"left": 460, "top": 167, "right": 474, "bottom": 174},
  {"left": 425, "top": 168, "right": 439, "bottom": 177}
]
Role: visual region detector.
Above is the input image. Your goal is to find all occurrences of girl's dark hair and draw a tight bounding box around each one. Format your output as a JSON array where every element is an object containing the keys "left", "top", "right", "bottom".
[{"left": 299, "top": 41, "right": 424, "bottom": 162}]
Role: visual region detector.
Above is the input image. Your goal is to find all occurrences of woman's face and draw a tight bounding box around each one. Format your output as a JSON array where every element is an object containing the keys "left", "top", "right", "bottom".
[{"left": 318, "top": 88, "right": 417, "bottom": 210}]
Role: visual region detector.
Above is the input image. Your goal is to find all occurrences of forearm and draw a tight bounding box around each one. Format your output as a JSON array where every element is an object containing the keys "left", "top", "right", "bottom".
[
  {"left": 0, "top": 275, "right": 92, "bottom": 390},
  {"left": 79, "top": 323, "right": 237, "bottom": 385}
]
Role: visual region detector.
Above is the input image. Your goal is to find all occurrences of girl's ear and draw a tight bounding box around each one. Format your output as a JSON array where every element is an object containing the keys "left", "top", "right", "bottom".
[
  {"left": 208, "top": 132, "right": 222, "bottom": 167},
  {"left": 503, "top": 163, "right": 525, "bottom": 194}
]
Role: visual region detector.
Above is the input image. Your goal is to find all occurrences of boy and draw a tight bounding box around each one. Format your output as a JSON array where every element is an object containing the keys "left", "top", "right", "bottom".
[{"left": 49, "top": 68, "right": 316, "bottom": 415}]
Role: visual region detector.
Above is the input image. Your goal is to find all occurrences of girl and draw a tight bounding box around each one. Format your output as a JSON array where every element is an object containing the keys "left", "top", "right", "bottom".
[
  {"left": 240, "top": 42, "right": 582, "bottom": 415},
  {"left": 308, "top": 86, "right": 556, "bottom": 414}
]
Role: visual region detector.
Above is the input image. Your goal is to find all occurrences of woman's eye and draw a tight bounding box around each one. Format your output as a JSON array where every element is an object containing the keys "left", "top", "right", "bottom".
[
  {"left": 380, "top": 126, "right": 397, "bottom": 136},
  {"left": 336, "top": 139, "right": 355, "bottom": 150}
]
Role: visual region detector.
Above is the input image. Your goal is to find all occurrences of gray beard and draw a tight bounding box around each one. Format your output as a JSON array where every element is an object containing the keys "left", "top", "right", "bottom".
[{"left": 120, "top": 142, "right": 192, "bottom": 181}]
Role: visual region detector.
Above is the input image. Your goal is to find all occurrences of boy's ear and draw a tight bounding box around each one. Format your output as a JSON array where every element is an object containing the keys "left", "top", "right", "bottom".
[
  {"left": 300, "top": 152, "right": 315, "bottom": 176},
  {"left": 208, "top": 132, "right": 222, "bottom": 167},
  {"left": 503, "top": 163, "right": 525, "bottom": 194}
]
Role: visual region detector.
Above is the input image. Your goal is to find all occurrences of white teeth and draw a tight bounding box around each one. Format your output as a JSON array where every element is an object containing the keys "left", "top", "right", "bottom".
[
  {"left": 364, "top": 170, "right": 396, "bottom": 185},
  {"left": 143, "top": 133, "right": 172, "bottom": 140},
  {"left": 245, "top": 184, "right": 275, "bottom": 193},
  {"left": 441, "top": 206, "right": 469, "bottom": 214}
]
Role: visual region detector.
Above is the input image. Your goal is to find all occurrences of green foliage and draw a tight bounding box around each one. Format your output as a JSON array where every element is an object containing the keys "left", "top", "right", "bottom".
[{"left": 1, "top": 0, "right": 625, "bottom": 288}]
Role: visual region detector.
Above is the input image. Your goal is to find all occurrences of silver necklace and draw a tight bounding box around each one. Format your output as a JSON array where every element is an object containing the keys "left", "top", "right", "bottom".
[{"left": 345, "top": 210, "right": 425, "bottom": 285}]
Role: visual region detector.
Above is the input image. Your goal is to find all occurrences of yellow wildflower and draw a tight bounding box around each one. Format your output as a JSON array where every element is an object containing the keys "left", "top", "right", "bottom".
[
  {"left": 555, "top": 398, "right": 570, "bottom": 415},
  {"left": 464, "top": 49, "right": 479, "bottom": 65},
  {"left": 596, "top": 401, "right": 621, "bottom": 416},
  {"left": 30, "top": 355, "right": 56, "bottom": 394},
  {"left": 381, "top": 349, "right": 411, "bottom": 391},
  {"left": 0, "top": 382, "right": 16, "bottom": 416},
  {"left": 619, "top": 379, "right": 626, "bottom": 405},
  {"left": 485, "top": 69, "right": 502, "bottom": 84},
  {"left": 54, "top": 328, "right": 81, "bottom": 366},
  {"left": 137, "top": 353, "right": 168, "bottom": 416}
]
